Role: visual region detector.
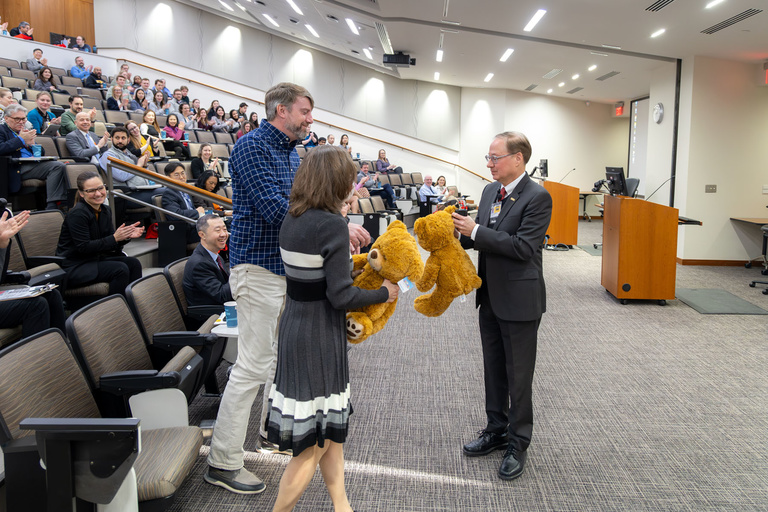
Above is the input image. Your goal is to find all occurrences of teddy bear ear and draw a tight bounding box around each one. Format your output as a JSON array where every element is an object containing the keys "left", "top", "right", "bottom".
[
  {"left": 388, "top": 220, "right": 406, "bottom": 231},
  {"left": 444, "top": 205, "right": 456, "bottom": 215}
]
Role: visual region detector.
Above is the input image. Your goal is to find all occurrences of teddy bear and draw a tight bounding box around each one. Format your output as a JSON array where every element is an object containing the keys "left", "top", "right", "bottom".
[
  {"left": 412, "top": 205, "right": 482, "bottom": 317},
  {"left": 346, "top": 220, "right": 424, "bottom": 343}
]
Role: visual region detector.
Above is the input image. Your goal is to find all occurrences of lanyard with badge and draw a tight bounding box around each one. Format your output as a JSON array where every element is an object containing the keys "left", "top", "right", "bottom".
[{"left": 489, "top": 187, "right": 505, "bottom": 227}]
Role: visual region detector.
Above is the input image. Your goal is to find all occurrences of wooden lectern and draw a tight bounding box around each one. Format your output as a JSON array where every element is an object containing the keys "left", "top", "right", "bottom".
[
  {"left": 601, "top": 195, "right": 679, "bottom": 304},
  {"left": 542, "top": 180, "right": 579, "bottom": 246}
]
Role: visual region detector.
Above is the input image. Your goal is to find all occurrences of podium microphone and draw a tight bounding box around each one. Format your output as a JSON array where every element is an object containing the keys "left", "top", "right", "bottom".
[
  {"left": 559, "top": 168, "right": 576, "bottom": 183},
  {"left": 645, "top": 176, "right": 675, "bottom": 202}
]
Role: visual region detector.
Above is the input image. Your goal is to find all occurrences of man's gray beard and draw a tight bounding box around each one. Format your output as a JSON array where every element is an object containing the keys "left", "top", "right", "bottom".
[{"left": 286, "top": 120, "right": 307, "bottom": 141}]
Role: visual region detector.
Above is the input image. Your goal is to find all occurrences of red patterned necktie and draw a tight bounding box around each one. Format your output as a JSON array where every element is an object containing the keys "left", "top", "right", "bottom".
[{"left": 500, "top": 187, "right": 507, "bottom": 200}]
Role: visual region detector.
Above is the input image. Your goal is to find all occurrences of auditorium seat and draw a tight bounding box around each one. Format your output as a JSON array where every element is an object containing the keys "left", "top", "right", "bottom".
[
  {"left": 1, "top": 75, "right": 29, "bottom": 91},
  {"left": 52, "top": 92, "right": 70, "bottom": 107},
  {"left": 104, "top": 110, "right": 129, "bottom": 125},
  {"left": 48, "top": 66, "right": 67, "bottom": 77},
  {"left": 81, "top": 96, "right": 102, "bottom": 110},
  {"left": 60, "top": 75, "right": 84, "bottom": 87},
  {"left": 411, "top": 171, "right": 424, "bottom": 186},
  {"left": 57, "top": 84, "right": 80, "bottom": 96},
  {"left": 54, "top": 136, "right": 73, "bottom": 158},
  {"left": 195, "top": 130, "right": 216, "bottom": 144},
  {"left": 0, "top": 58, "right": 20, "bottom": 69},
  {"left": 211, "top": 143, "right": 230, "bottom": 160},
  {"left": 0, "top": 66, "right": 10, "bottom": 77},
  {"left": 0, "top": 329, "right": 204, "bottom": 511},
  {"left": 126, "top": 273, "right": 226, "bottom": 395},
  {"left": 10, "top": 68, "right": 35, "bottom": 81},
  {"left": 214, "top": 131, "right": 233, "bottom": 144},
  {"left": 164, "top": 258, "right": 224, "bottom": 328}
]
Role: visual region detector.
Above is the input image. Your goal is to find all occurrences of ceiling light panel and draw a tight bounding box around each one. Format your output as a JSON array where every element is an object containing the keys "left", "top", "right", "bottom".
[
  {"left": 524, "top": 9, "right": 547, "bottom": 32},
  {"left": 263, "top": 13, "right": 279, "bottom": 27},
  {"left": 286, "top": 0, "right": 303, "bottom": 15},
  {"left": 484, "top": 73, "right": 494, "bottom": 82},
  {"left": 542, "top": 68, "right": 562, "bottom": 79},
  {"left": 346, "top": 18, "right": 359, "bottom": 35},
  {"left": 305, "top": 24, "right": 318, "bottom": 38},
  {"left": 500, "top": 49, "right": 514, "bottom": 62},
  {"left": 436, "top": 49, "right": 443, "bottom": 62},
  {"left": 651, "top": 28, "right": 666, "bottom": 38}
]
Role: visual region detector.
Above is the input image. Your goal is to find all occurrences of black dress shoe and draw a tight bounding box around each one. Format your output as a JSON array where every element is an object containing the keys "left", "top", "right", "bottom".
[
  {"left": 498, "top": 446, "right": 527, "bottom": 480},
  {"left": 462, "top": 430, "right": 509, "bottom": 457}
]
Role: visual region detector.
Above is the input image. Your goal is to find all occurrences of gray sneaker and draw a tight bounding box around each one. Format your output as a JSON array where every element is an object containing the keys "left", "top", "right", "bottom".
[
  {"left": 257, "top": 434, "right": 292, "bottom": 455},
  {"left": 203, "top": 466, "right": 266, "bottom": 494}
]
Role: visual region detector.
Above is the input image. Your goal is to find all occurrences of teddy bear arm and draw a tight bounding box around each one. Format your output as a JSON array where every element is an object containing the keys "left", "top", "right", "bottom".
[{"left": 415, "top": 258, "right": 439, "bottom": 292}]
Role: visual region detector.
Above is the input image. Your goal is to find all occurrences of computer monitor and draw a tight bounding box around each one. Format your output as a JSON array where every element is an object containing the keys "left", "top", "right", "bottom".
[
  {"left": 605, "top": 167, "right": 628, "bottom": 196},
  {"left": 539, "top": 159, "right": 548, "bottom": 178}
]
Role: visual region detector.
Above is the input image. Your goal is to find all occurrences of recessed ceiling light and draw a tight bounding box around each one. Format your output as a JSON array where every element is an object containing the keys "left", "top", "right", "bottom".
[
  {"left": 571, "top": 74, "right": 580, "bottom": 80},
  {"left": 286, "top": 0, "right": 303, "bottom": 15},
  {"left": 484, "top": 73, "right": 494, "bottom": 82},
  {"left": 434, "top": 72, "right": 440, "bottom": 80},
  {"left": 219, "top": 0, "right": 234, "bottom": 11},
  {"left": 363, "top": 48, "right": 372, "bottom": 59},
  {"left": 588, "top": 65, "right": 597, "bottom": 71},
  {"left": 590, "top": 51, "right": 609, "bottom": 57},
  {"left": 500, "top": 49, "right": 514, "bottom": 62},
  {"left": 558, "top": 82, "right": 565, "bottom": 87},
  {"left": 651, "top": 28, "right": 665, "bottom": 38},
  {"left": 235, "top": 1, "right": 247, "bottom": 11},
  {"left": 345, "top": 18, "right": 359, "bottom": 35},
  {"left": 440, "top": 19, "right": 461, "bottom": 25},
  {"left": 547, "top": 88, "right": 553, "bottom": 93},
  {"left": 524, "top": 9, "right": 546, "bottom": 32},
  {"left": 705, "top": 0, "right": 726, "bottom": 8},
  {"left": 263, "top": 13, "right": 279, "bottom": 27},
  {"left": 305, "top": 24, "right": 318, "bottom": 38},
  {"left": 602, "top": 44, "right": 621, "bottom": 50},
  {"left": 436, "top": 49, "right": 443, "bottom": 62}
]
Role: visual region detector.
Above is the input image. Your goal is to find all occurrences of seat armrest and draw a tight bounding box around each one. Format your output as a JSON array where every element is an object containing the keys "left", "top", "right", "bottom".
[
  {"left": 99, "top": 369, "right": 181, "bottom": 395},
  {"left": 187, "top": 305, "right": 224, "bottom": 318},
  {"left": 152, "top": 331, "right": 219, "bottom": 351},
  {"left": 26, "top": 255, "right": 65, "bottom": 267}
]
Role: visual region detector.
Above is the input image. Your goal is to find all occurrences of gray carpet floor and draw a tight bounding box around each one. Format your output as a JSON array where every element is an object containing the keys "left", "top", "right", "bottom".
[{"left": 171, "top": 220, "right": 768, "bottom": 511}]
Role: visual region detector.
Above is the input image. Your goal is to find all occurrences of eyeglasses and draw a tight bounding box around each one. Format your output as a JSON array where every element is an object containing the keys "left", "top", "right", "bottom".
[
  {"left": 485, "top": 153, "right": 516, "bottom": 164},
  {"left": 83, "top": 185, "right": 106, "bottom": 194},
  {"left": 6, "top": 116, "right": 26, "bottom": 122}
]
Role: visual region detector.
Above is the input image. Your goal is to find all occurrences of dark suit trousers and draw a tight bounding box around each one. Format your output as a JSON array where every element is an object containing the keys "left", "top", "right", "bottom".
[
  {"left": 66, "top": 256, "right": 143, "bottom": 296},
  {"left": 478, "top": 287, "right": 539, "bottom": 452},
  {"left": 0, "top": 289, "right": 66, "bottom": 338}
]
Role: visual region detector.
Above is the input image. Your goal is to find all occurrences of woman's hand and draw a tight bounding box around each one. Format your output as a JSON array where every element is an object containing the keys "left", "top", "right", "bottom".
[{"left": 382, "top": 279, "right": 400, "bottom": 303}]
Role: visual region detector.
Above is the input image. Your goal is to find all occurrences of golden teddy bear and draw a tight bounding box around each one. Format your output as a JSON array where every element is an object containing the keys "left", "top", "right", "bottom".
[
  {"left": 413, "top": 205, "right": 482, "bottom": 316},
  {"left": 346, "top": 220, "right": 424, "bottom": 343}
]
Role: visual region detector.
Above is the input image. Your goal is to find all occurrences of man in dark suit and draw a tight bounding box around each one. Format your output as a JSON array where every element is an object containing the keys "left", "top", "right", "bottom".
[
  {"left": 0, "top": 104, "right": 68, "bottom": 210},
  {"left": 183, "top": 214, "right": 232, "bottom": 306},
  {"left": 65, "top": 112, "right": 110, "bottom": 167},
  {"left": 161, "top": 162, "right": 204, "bottom": 244},
  {"left": 452, "top": 131, "right": 552, "bottom": 481}
]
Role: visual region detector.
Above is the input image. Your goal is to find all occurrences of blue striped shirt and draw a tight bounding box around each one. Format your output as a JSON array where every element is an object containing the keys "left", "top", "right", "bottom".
[{"left": 228, "top": 120, "right": 300, "bottom": 274}]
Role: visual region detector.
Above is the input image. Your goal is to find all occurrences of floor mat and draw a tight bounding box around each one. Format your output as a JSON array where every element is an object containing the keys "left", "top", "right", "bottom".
[
  {"left": 577, "top": 244, "right": 602, "bottom": 256},
  {"left": 676, "top": 288, "right": 768, "bottom": 315}
]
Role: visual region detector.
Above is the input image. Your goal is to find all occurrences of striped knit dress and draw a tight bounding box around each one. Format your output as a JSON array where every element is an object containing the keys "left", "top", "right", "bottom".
[{"left": 266, "top": 208, "right": 389, "bottom": 456}]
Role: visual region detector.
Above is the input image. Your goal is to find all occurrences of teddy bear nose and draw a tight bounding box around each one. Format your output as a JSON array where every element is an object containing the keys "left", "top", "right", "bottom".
[{"left": 370, "top": 251, "right": 378, "bottom": 260}]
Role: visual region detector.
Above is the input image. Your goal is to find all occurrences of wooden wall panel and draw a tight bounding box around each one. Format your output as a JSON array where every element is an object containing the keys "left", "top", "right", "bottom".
[
  {"left": 2, "top": 0, "right": 32, "bottom": 35},
  {"left": 19, "top": 0, "right": 95, "bottom": 50}
]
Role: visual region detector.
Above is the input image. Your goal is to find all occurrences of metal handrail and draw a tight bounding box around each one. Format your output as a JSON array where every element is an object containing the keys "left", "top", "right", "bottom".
[{"left": 105, "top": 156, "right": 232, "bottom": 227}]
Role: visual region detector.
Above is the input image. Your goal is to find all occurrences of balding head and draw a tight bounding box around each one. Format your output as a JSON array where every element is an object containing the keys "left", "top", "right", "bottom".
[{"left": 75, "top": 111, "right": 92, "bottom": 132}]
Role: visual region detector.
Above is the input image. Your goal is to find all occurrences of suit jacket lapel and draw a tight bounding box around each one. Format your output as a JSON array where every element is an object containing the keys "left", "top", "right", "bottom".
[{"left": 493, "top": 174, "right": 529, "bottom": 229}]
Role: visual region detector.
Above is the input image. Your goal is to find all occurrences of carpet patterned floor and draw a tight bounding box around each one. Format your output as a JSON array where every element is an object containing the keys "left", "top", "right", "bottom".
[{"left": 170, "top": 220, "right": 768, "bottom": 511}]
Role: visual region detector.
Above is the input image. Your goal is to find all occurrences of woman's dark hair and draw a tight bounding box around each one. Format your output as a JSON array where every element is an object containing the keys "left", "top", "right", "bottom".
[
  {"left": 166, "top": 113, "right": 179, "bottom": 127},
  {"left": 249, "top": 112, "right": 259, "bottom": 126},
  {"left": 229, "top": 109, "right": 238, "bottom": 120},
  {"left": 195, "top": 171, "right": 220, "bottom": 194},
  {"left": 38, "top": 66, "right": 56, "bottom": 85},
  {"left": 340, "top": 134, "right": 349, "bottom": 145},
  {"left": 134, "top": 88, "right": 146, "bottom": 103},
  {"left": 152, "top": 90, "right": 166, "bottom": 106},
  {"left": 75, "top": 170, "right": 101, "bottom": 203},
  {"left": 289, "top": 146, "right": 356, "bottom": 217},
  {"left": 215, "top": 106, "right": 225, "bottom": 119},
  {"left": 164, "top": 162, "right": 185, "bottom": 176}
]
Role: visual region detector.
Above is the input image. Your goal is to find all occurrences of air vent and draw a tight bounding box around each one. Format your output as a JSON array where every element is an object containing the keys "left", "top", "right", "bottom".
[
  {"left": 542, "top": 69, "right": 562, "bottom": 79},
  {"left": 375, "top": 22, "right": 393, "bottom": 54},
  {"left": 566, "top": 87, "right": 584, "bottom": 94},
  {"left": 255, "top": 0, "right": 265, "bottom": 5},
  {"left": 351, "top": 50, "right": 360, "bottom": 54},
  {"left": 327, "top": 14, "right": 339, "bottom": 22},
  {"left": 596, "top": 71, "right": 620, "bottom": 81},
  {"left": 701, "top": 9, "right": 762, "bottom": 34},
  {"left": 525, "top": 84, "right": 538, "bottom": 91},
  {"left": 646, "top": 0, "right": 676, "bottom": 12}
]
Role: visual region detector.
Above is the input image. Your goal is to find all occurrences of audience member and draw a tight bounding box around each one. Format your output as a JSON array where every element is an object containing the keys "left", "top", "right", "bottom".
[
  {"left": 418, "top": 174, "right": 444, "bottom": 204},
  {"left": 84, "top": 66, "right": 107, "bottom": 89},
  {"left": 11, "top": 21, "right": 34, "bottom": 40},
  {"left": 191, "top": 98, "right": 201, "bottom": 114},
  {"left": 265, "top": 145, "right": 397, "bottom": 511},
  {"left": 0, "top": 210, "right": 66, "bottom": 338},
  {"left": 70, "top": 56, "right": 92, "bottom": 80},
  {"left": 61, "top": 100, "right": 84, "bottom": 132},
  {"left": 0, "top": 88, "right": 16, "bottom": 124},
  {"left": 210, "top": 106, "right": 233, "bottom": 132},
  {"left": 179, "top": 103, "right": 197, "bottom": 130},
  {"left": 71, "top": 35, "right": 92, "bottom": 52},
  {"left": 235, "top": 121, "right": 253, "bottom": 140},
  {"left": 237, "top": 102, "right": 248, "bottom": 119},
  {"left": 106, "top": 84, "right": 128, "bottom": 111},
  {"left": 327, "top": 134, "right": 335, "bottom": 145},
  {"left": 139, "top": 77, "right": 151, "bottom": 96},
  {"left": 0, "top": 104, "right": 67, "bottom": 209},
  {"left": 191, "top": 143, "right": 222, "bottom": 180},
  {"left": 140, "top": 110, "right": 162, "bottom": 139},
  {"left": 25, "top": 48, "right": 46, "bottom": 72},
  {"left": 183, "top": 214, "right": 232, "bottom": 306},
  {"left": 196, "top": 108, "right": 211, "bottom": 130},
  {"left": 357, "top": 161, "right": 397, "bottom": 208},
  {"left": 148, "top": 90, "right": 169, "bottom": 115},
  {"left": 108, "top": 75, "right": 130, "bottom": 101},
  {"left": 180, "top": 86, "right": 190, "bottom": 105},
  {"left": 131, "top": 75, "right": 142, "bottom": 89},
  {"left": 207, "top": 100, "right": 221, "bottom": 119},
  {"left": 117, "top": 64, "right": 132, "bottom": 83},
  {"left": 129, "top": 88, "right": 148, "bottom": 111},
  {"left": 168, "top": 89, "right": 184, "bottom": 114},
  {"left": 98, "top": 127, "right": 156, "bottom": 197},
  {"left": 162, "top": 113, "right": 190, "bottom": 160},
  {"left": 302, "top": 131, "right": 318, "bottom": 147},
  {"left": 434, "top": 175, "right": 457, "bottom": 202},
  {"left": 33, "top": 67, "right": 60, "bottom": 93},
  {"left": 338, "top": 133, "right": 352, "bottom": 154},
  {"left": 193, "top": 171, "right": 231, "bottom": 217},
  {"left": 161, "top": 162, "right": 203, "bottom": 243},
  {"left": 228, "top": 109, "right": 241, "bottom": 133},
  {"left": 376, "top": 149, "right": 403, "bottom": 174},
  {"left": 249, "top": 112, "right": 259, "bottom": 127},
  {"left": 65, "top": 112, "right": 110, "bottom": 167},
  {"left": 125, "top": 121, "right": 158, "bottom": 160},
  {"left": 0, "top": 21, "right": 9, "bottom": 36},
  {"left": 317, "top": 137, "right": 326, "bottom": 145},
  {"left": 151, "top": 79, "right": 171, "bottom": 97},
  {"left": 56, "top": 170, "right": 144, "bottom": 297}
]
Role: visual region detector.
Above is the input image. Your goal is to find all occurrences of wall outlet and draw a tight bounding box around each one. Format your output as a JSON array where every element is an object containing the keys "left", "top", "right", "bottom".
[
  {"left": 705, "top": 184, "right": 717, "bottom": 193},
  {"left": 763, "top": 185, "right": 768, "bottom": 194}
]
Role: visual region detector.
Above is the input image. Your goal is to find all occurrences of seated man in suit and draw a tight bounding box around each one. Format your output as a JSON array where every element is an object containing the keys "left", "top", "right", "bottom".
[
  {"left": 161, "top": 162, "right": 204, "bottom": 243},
  {"left": 419, "top": 174, "right": 445, "bottom": 204},
  {"left": 0, "top": 104, "right": 68, "bottom": 210},
  {"left": 25, "top": 48, "right": 46, "bottom": 72},
  {"left": 60, "top": 96, "right": 97, "bottom": 137},
  {"left": 65, "top": 112, "right": 110, "bottom": 167},
  {"left": 183, "top": 214, "right": 231, "bottom": 306}
]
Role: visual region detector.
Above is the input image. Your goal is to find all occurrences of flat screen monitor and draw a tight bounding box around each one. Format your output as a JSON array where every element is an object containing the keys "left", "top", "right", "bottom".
[
  {"left": 605, "top": 167, "right": 628, "bottom": 196},
  {"left": 539, "top": 159, "right": 548, "bottom": 178}
]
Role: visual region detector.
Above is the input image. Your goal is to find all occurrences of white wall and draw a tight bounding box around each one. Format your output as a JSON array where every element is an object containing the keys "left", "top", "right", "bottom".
[
  {"left": 644, "top": 62, "right": 677, "bottom": 204},
  {"left": 675, "top": 56, "right": 768, "bottom": 261}
]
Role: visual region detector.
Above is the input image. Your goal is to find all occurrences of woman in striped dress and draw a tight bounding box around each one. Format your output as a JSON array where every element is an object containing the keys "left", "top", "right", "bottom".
[{"left": 267, "top": 145, "right": 398, "bottom": 512}]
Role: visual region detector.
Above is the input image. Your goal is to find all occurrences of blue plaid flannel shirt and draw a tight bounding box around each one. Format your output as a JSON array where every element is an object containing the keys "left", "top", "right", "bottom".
[{"left": 228, "top": 121, "right": 300, "bottom": 275}]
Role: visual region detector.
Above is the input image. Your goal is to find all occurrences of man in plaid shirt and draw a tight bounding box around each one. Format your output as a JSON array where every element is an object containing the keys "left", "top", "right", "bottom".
[{"left": 205, "top": 83, "right": 370, "bottom": 495}]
